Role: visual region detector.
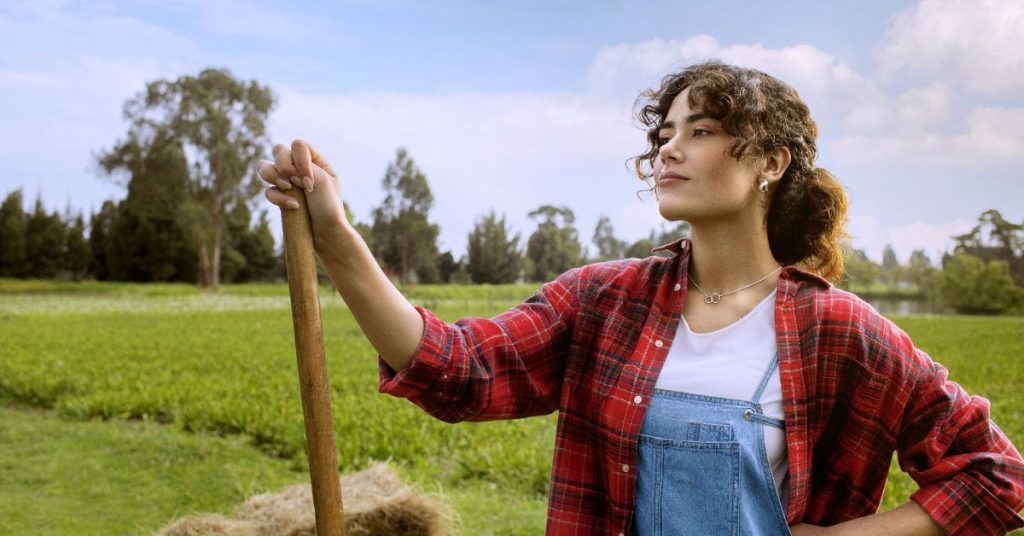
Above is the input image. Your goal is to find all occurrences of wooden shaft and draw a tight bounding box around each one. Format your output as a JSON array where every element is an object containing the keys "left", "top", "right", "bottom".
[{"left": 280, "top": 188, "right": 346, "bottom": 536}]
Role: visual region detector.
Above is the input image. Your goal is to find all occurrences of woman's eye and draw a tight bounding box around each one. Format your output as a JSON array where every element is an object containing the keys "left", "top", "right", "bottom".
[
  {"left": 692, "top": 128, "right": 711, "bottom": 137},
  {"left": 657, "top": 136, "right": 671, "bottom": 146}
]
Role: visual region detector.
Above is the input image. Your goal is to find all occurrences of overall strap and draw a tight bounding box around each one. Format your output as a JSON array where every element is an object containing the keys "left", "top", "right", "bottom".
[{"left": 750, "top": 352, "right": 780, "bottom": 403}]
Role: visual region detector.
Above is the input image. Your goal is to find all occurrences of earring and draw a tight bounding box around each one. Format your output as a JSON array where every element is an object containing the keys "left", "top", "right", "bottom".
[{"left": 758, "top": 177, "right": 769, "bottom": 193}]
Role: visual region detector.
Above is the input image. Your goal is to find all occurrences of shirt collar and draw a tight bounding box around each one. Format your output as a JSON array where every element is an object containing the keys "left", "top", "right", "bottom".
[
  {"left": 650, "top": 236, "right": 832, "bottom": 288},
  {"left": 650, "top": 236, "right": 690, "bottom": 257}
]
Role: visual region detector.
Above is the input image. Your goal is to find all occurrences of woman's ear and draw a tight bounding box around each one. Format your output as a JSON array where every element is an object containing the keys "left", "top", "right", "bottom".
[{"left": 761, "top": 146, "right": 792, "bottom": 185}]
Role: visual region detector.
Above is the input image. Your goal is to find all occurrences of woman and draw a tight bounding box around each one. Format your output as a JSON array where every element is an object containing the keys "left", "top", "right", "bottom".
[{"left": 258, "top": 61, "right": 1024, "bottom": 535}]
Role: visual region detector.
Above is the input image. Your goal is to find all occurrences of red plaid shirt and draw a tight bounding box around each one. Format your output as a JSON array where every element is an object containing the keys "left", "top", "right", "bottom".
[{"left": 379, "top": 237, "right": 1024, "bottom": 535}]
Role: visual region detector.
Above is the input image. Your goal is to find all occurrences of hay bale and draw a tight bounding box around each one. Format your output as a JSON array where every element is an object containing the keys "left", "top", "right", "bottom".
[
  {"left": 154, "top": 516, "right": 267, "bottom": 536},
  {"left": 156, "top": 462, "right": 451, "bottom": 536}
]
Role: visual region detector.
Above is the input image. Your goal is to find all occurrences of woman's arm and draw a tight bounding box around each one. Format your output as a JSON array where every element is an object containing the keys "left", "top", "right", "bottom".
[
  {"left": 315, "top": 221, "right": 424, "bottom": 373},
  {"left": 791, "top": 501, "right": 945, "bottom": 535},
  {"left": 894, "top": 343, "right": 1024, "bottom": 534}
]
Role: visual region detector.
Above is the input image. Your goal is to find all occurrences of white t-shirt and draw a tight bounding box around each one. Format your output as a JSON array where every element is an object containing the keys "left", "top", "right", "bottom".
[{"left": 653, "top": 289, "right": 790, "bottom": 509}]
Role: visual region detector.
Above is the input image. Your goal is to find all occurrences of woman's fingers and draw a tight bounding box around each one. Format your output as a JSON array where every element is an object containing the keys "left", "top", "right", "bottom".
[
  {"left": 255, "top": 160, "right": 293, "bottom": 191},
  {"left": 272, "top": 144, "right": 304, "bottom": 190},
  {"left": 265, "top": 186, "right": 299, "bottom": 209},
  {"left": 262, "top": 140, "right": 336, "bottom": 206},
  {"left": 291, "top": 139, "right": 337, "bottom": 190}
]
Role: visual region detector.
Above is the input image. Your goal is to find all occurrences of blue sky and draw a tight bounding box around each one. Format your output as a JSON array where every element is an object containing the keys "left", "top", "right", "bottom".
[{"left": 2, "top": 0, "right": 1022, "bottom": 263}]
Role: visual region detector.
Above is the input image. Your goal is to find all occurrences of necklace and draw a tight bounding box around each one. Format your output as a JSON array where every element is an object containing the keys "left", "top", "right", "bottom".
[{"left": 689, "top": 265, "right": 783, "bottom": 305}]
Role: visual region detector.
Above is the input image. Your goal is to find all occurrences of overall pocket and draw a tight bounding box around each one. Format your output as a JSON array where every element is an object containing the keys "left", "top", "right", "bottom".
[{"left": 637, "top": 425, "right": 741, "bottom": 536}]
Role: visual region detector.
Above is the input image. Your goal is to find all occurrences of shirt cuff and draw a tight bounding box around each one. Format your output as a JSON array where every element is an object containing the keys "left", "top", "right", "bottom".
[
  {"left": 910, "top": 472, "right": 1024, "bottom": 535},
  {"left": 377, "top": 305, "right": 451, "bottom": 399}
]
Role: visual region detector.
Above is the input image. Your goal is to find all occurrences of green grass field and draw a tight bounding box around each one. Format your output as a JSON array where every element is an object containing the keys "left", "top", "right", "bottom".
[{"left": 1, "top": 279, "right": 1021, "bottom": 534}]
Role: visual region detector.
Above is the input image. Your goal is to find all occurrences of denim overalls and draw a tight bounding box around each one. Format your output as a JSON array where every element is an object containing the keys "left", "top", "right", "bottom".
[{"left": 633, "top": 352, "right": 790, "bottom": 535}]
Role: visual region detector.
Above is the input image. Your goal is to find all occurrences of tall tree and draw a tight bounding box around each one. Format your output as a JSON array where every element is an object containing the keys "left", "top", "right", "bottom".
[
  {"left": 99, "top": 131, "right": 196, "bottom": 282},
  {"left": 950, "top": 209, "right": 1024, "bottom": 286},
  {"left": 24, "top": 197, "right": 66, "bottom": 278},
  {"left": 89, "top": 201, "right": 118, "bottom": 281},
  {"left": 98, "top": 68, "right": 275, "bottom": 288},
  {"left": 370, "top": 148, "right": 441, "bottom": 284},
  {"left": 467, "top": 210, "right": 522, "bottom": 284},
  {"left": 63, "top": 214, "right": 91, "bottom": 281},
  {"left": 0, "top": 189, "right": 28, "bottom": 277},
  {"left": 882, "top": 244, "right": 901, "bottom": 286},
  {"left": 904, "top": 249, "right": 935, "bottom": 288},
  {"left": 592, "top": 215, "right": 627, "bottom": 262},
  {"left": 437, "top": 251, "right": 459, "bottom": 284},
  {"left": 221, "top": 201, "right": 276, "bottom": 283},
  {"left": 525, "top": 204, "right": 582, "bottom": 282}
]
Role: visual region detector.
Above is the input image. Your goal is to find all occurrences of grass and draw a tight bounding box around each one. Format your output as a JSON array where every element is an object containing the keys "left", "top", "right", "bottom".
[
  {"left": 0, "top": 401, "right": 304, "bottom": 536},
  {"left": 0, "top": 279, "right": 1021, "bottom": 534}
]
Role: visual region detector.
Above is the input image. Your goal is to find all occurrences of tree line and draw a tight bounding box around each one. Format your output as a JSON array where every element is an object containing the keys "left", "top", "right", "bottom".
[
  {"left": 5, "top": 162, "right": 1021, "bottom": 315},
  {"left": 1, "top": 68, "right": 1021, "bottom": 314},
  {"left": 840, "top": 209, "right": 1024, "bottom": 315},
  {"left": 0, "top": 157, "right": 687, "bottom": 287}
]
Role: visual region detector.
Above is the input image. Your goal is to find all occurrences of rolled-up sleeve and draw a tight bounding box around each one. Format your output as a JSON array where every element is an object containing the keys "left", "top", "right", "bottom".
[
  {"left": 897, "top": 348, "right": 1024, "bottom": 535},
  {"left": 378, "top": 266, "right": 582, "bottom": 423}
]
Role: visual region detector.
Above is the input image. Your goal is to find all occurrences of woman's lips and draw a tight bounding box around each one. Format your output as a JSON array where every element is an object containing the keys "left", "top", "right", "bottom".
[{"left": 658, "top": 172, "right": 689, "bottom": 186}]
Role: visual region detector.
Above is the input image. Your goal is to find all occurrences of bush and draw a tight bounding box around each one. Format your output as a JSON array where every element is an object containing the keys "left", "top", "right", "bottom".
[{"left": 937, "top": 253, "right": 1024, "bottom": 314}]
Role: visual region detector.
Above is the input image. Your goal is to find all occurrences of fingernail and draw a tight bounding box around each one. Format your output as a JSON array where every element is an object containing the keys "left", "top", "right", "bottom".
[
  {"left": 303, "top": 176, "right": 314, "bottom": 193},
  {"left": 286, "top": 200, "right": 299, "bottom": 209},
  {"left": 275, "top": 179, "right": 291, "bottom": 190}
]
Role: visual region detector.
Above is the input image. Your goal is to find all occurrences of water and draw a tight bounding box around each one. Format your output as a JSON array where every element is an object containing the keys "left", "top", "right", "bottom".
[{"left": 867, "top": 297, "right": 939, "bottom": 316}]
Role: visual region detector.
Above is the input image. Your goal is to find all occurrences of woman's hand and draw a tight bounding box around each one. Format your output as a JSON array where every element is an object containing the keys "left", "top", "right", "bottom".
[{"left": 256, "top": 139, "right": 350, "bottom": 248}]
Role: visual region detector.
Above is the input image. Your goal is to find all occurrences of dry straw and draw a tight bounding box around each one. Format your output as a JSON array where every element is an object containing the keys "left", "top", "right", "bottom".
[{"left": 155, "top": 462, "right": 453, "bottom": 536}]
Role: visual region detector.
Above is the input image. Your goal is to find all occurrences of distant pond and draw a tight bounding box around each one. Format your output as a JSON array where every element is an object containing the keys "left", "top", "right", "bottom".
[{"left": 866, "top": 297, "right": 940, "bottom": 316}]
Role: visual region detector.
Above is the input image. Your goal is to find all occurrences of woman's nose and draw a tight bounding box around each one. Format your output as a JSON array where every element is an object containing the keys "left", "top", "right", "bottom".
[{"left": 659, "top": 140, "right": 682, "bottom": 163}]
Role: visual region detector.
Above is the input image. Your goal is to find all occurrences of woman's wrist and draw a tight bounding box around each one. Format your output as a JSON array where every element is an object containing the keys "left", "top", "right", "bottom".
[{"left": 313, "top": 218, "right": 360, "bottom": 263}]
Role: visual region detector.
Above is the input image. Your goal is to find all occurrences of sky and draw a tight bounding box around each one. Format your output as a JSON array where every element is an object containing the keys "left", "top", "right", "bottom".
[{"left": 2, "top": 0, "right": 1022, "bottom": 264}]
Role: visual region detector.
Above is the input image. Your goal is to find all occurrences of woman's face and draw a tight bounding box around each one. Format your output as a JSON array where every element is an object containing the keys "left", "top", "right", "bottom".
[{"left": 653, "top": 88, "right": 762, "bottom": 225}]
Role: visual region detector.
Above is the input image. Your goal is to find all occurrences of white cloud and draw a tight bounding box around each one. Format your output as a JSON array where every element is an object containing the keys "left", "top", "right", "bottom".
[
  {"left": 584, "top": 35, "right": 877, "bottom": 129},
  {"left": 585, "top": 35, "right": 721, "bottom": 100},
  {"left": 888, "top": 219, "right": 975, "bottom": 263},
  {"left": 847, "top": 214, "right": 888, "bottom": 260},
  {"left": 877, "top": 0, "right": 1024, "bottom": 98},
  {"left": 832, "top": 104, "right": 1024, "bottom": 168},
  {"left": 268, "top": 86, "right": 645, "bottom": 255},
  {"left": 584, "top": 30, "right": 1024, "bottom": 174},
  {"left": 848, "top": 215, "right": 975, "bottom": 262},
  {"left": 842, "top": 83, "right": 954, "bottom": 134}
]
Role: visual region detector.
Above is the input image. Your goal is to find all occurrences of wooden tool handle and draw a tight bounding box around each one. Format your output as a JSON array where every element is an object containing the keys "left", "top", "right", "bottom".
[{"left": 280, "top": 188, "right": 346, "bottom": 535}]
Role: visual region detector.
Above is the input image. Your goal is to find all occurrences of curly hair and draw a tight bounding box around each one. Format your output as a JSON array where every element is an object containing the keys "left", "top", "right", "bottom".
[{"left": 630, "top": 60, "right": 849, "bottom": 282}]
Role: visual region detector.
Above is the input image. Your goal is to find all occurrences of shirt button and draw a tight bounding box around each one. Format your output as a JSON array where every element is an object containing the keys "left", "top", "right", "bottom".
[
  {"left": 674, "top": 283, "right": 681, "bottom": 291},
  {"left": 633, "top": 395, "right": 643, "bottom": 404},
  {"left": 654, "top": 340, "right": 664, "bottom": 348},
  {"left": 621, "top": 464, "right": 630, "bottom": 473}
]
